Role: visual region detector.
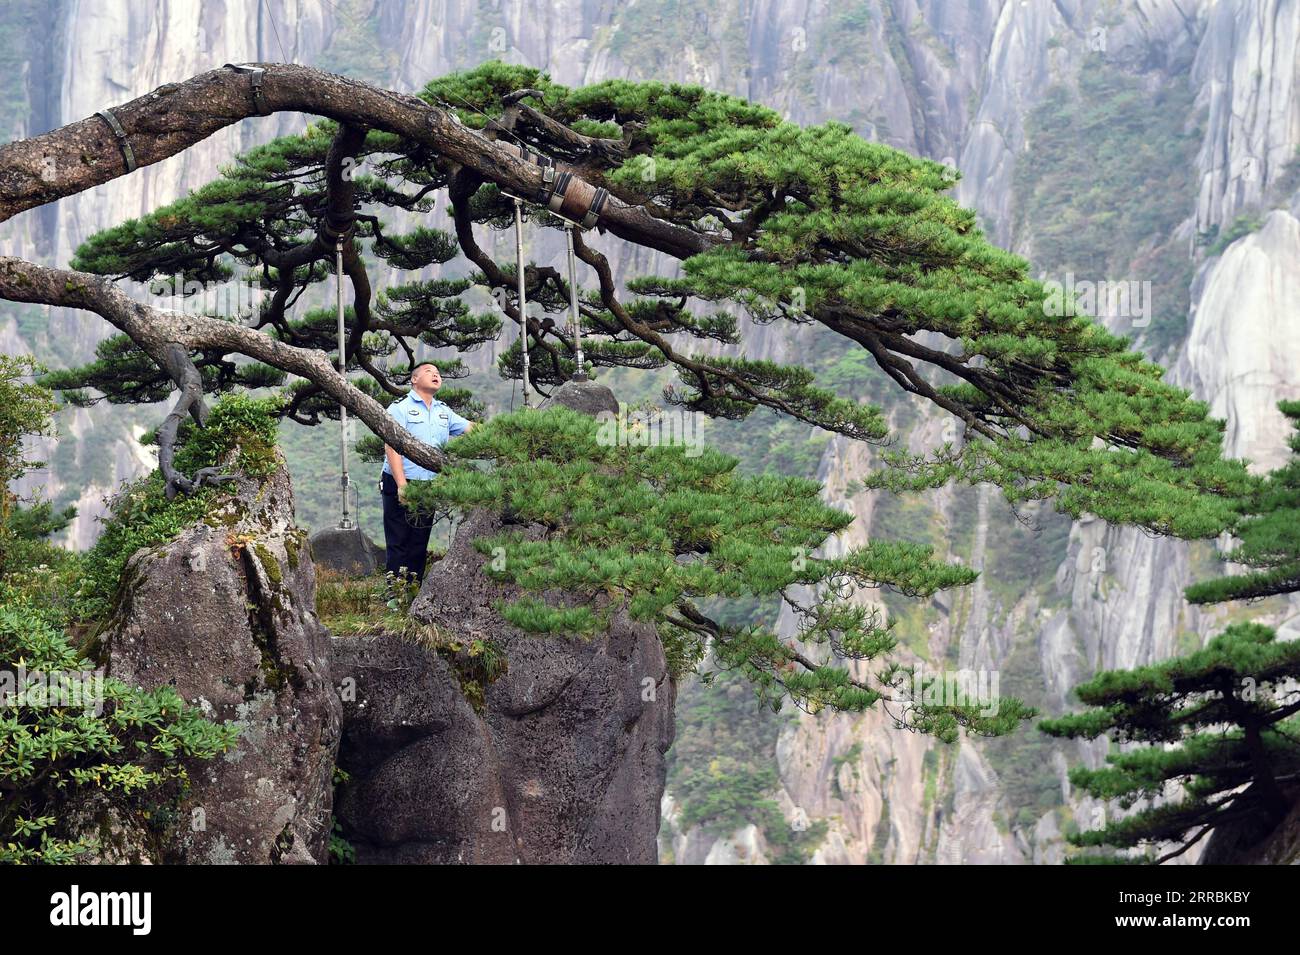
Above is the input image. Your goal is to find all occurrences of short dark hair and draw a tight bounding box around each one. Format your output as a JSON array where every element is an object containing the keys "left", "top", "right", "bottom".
[{"left": 411, "top": 361, "right": 438, "bottom": 374}]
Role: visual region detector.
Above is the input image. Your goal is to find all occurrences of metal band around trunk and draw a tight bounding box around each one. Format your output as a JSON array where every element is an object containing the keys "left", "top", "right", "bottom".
[
  {"left": 223, "top": 63, "right": 271, "bottom": 116},
  {"left": 95, "top": 109, "right": 136, "bottom": 173},
  {"left": 546, "top": 172, "right": 607, "bottom": 229}
]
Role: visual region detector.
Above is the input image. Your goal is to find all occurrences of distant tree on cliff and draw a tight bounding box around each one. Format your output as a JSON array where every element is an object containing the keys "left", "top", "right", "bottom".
[
  {"left": 1045, "top": 404, "right": 1300, "bottom": 862},
  {"left": 1041, "top": 622, "right": 1300, "bottom": 863}
]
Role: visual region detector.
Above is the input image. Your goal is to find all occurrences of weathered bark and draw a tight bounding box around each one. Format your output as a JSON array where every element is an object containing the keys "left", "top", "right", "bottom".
[
  {"left": 0, "top": 63, "right": 710, "bottom": 259},
  {"left": 155, "top": 342, "right": 234, "bottom": 496},
  {"left": 0, "top": 255, "right": 449, "bottom": 475}
]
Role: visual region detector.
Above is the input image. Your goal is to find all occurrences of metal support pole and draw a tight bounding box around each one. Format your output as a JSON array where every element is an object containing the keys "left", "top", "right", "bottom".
[
  {"left": 563, "top": 221, "right": 587, "bottom": 381},
  {"left": 335, "top": 238, "right": 354, "bottom": 530},
  {"left": 513, "top": 197, "right": 532, "bottom": 407}
]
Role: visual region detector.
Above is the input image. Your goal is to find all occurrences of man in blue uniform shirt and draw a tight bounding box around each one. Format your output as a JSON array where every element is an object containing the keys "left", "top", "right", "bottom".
[{"left": 380, "top": 361, "right": 473, "bottom": 585}]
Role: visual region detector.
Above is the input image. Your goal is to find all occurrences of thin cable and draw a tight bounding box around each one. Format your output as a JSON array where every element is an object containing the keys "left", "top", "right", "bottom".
[
  {"left": 564, "top": 221, "right": 586, "bottom": 380},
  {"left": 514, "top": 197, "right": 532, "bottom": 407},
  {"left": 433, "top": 87, "right": 534, "bottom": 153},
  {"left": 336, "top": 237, "right": 353, "bottom": 530},
  {"left": 261, "top": 0, "right": 290, "bottom": 63}
]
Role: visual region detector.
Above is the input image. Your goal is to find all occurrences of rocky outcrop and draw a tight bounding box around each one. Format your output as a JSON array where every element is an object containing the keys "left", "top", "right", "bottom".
[
  {"left": 310, "top": 525, "right": 381, "bottom": 577},
  {"left": 1192, "top": 0, "right": 1300, "bottom": 232},
  {"left": 332, "top": 508, "right": 676, "bottom": 864},
  {"left": 97, "top": 455, "right": 341, "bottom": 864},
  {"left": 539, "top": 377, "right": 620, "bottom": 416}
]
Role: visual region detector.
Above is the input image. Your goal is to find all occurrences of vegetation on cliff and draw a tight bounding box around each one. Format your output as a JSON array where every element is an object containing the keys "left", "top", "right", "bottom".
[{"left": 0, "top": 364, "right": 241, "bottom": 864}]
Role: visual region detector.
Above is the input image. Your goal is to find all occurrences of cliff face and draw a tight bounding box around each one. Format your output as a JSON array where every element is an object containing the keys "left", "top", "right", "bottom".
[
  {"left": 643, "top": 0, "right": 1300, "bottom": 865},
  {"left": 332, "top": 508, "right": 676, "bottom": 864},
  {"left": 2, "top": 0, "right": 1298, "bottom": 864},
  {"left": 95, "top": 454, "right": 340, "bottom": 864}
]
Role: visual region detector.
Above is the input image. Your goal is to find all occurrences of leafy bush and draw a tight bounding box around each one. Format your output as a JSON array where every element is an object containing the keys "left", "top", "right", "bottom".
[
  {"left": 0, "top": 596, "right": 238, "bottom": 863},
  {"left": 0, "top": 370, "right": 241, "bottom": 863},
  {"left": 1202, "top": 214, "right": 1264, "bottom": 257},
  {"left": 170, "top": 393, "right": 281, "bottom": 481},
  {"left": 0, "top": 355, "right": 60, "bottom": 576},
  {"left": 75, "top": 393, "right": 283, "bottom": 623},
  {"left": 73, "top": 475, "right": 214, "bottom": 624}
]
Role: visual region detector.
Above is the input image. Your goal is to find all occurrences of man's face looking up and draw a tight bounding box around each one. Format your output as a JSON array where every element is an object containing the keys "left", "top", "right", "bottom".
[{"left": 413, "top": 363, "right": 441, "bottom": 393}]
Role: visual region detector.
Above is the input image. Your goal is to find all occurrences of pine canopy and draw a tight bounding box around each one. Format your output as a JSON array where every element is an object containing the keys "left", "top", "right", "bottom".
[
  {"left": 406, "top": 405, "right": 1033, "bottom": 735},
  {"left": 1184, "top": 401, "right": 1300, "bottom": 604},
  {"left": 56, "top": 62, "right": 1248, "bottom": 539}
]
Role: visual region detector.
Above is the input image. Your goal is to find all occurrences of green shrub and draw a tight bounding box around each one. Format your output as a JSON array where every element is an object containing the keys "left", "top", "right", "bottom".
[
  {"left": 75, "top": 394, "right": 283, "bottom": 624},
  {"left": 1202, "top": 213, "right": 1263, "bottom": 257},
  {"left": 171, "top": 393, "right": 282, "bottom": 480},
  {"left": 73, "top": 475, "right": 214, "bottom": 625},
  {"left": 0, "top": 355, "right": 60, "bottom": 577},
  {"left": 0, "top": 596, "right": 238, "bottom": 863}
]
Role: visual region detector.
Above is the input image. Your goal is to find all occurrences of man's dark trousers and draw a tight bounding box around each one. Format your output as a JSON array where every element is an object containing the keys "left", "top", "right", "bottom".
[{"left": 380, "top": 472, "right": 433, "bottom": 583}]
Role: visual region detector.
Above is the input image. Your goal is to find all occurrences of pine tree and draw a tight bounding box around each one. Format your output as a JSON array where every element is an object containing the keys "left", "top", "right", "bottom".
[
  {"left": 1040, "top": 623, "right": 1300, "bottom": 863},
  {"left": 8, "top": 61, "right": 1247, "bottom": 540},
  {"left": 0, "top": 62, "right": 1260, "bottom": 725},
  {"left": 1044, "top": 404, "right": 1300, "bottom": 861}
]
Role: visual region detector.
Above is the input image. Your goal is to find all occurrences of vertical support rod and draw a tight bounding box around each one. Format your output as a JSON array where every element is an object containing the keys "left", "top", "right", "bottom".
[
  {"left": 336, "top": 237, "right": 353, "bottom": 530},
  {"left": 513, "top": 197, "right": 531, "bottom": 407},
  {"left": 564, "top": 221, "right": 586, "bottom": 381}
]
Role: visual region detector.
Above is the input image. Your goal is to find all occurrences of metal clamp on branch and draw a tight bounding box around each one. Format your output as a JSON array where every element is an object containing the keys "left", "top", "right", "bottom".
[
  {"left": 507, "top": 142, "right": 556, "bottom": 203},
  {"left": 95, "top": 108, "right": 136, "bottom": 173},
  {"left": 317, "top": 208, "right": 356, "bottom": 246},
  {"left": 222, "top": 63, "right": 271, "bottom": 116},
  {"left": 547, "top": 171, "right": 608, "bottom": 230}
]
